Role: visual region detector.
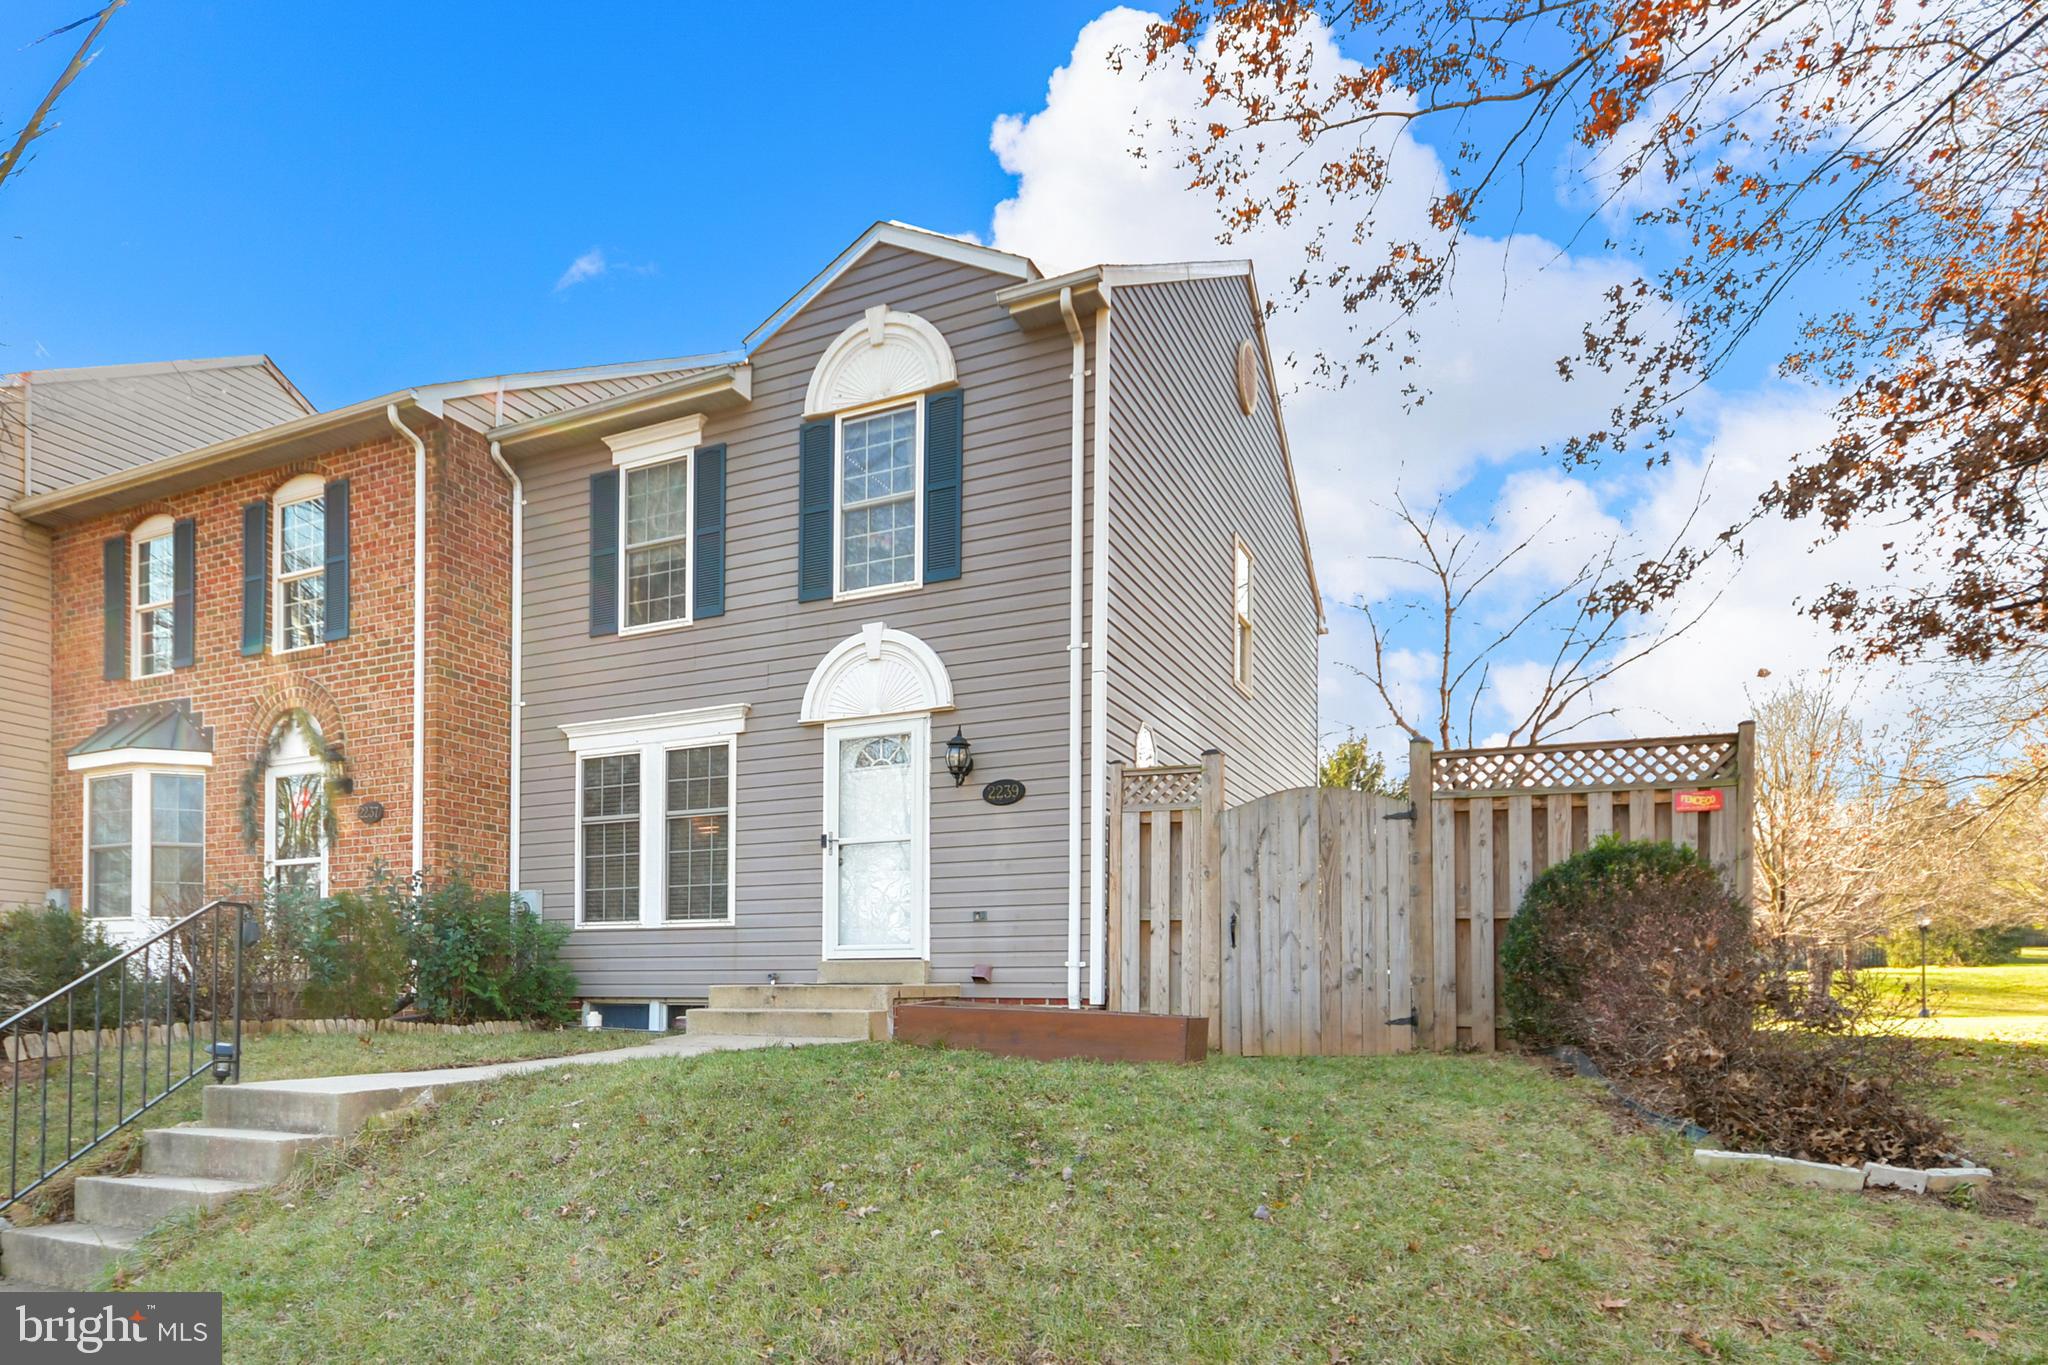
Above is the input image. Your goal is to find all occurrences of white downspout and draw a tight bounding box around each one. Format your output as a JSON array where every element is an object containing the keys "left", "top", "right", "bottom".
[
  {"left": 1087, "top": 302, "right": 1114, "bottom": 1007},
  {"left": 487, "top": 439, "right": 523, "bottom": 893},
  {"left": 387, "top": 404, "right": 428, "bottom": 877},
  {"left": 1059, "top": 287, "right": 1085, "bottom": 1010}
]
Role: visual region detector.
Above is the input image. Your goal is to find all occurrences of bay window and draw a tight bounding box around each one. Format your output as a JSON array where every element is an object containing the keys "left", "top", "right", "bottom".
[{"left": 83, "top": 769, "right": 206, "bottom": 919}]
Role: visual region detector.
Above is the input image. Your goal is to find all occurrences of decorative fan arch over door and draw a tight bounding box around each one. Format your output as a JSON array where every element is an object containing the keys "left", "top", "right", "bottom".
[{"left": 802, "top": 624, "right": 954, "bottom": 960}]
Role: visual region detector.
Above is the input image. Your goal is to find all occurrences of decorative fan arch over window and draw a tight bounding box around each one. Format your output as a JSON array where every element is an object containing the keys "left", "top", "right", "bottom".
[
  {"left": 800, "top": 623, "right": 956, "bottom": 724},
  {"left": 803, "top": 305, "right": 957, "bottom": 418}
]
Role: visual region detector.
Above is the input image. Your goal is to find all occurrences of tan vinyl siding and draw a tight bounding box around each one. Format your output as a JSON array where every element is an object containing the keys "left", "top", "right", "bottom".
[
  {"left": 0, "top": 395, "right": 51, "bottom": 904},
  {"left": 1102, "top": 276, "right": 1320, "bottom": 799},
  {"left": 517, "top": 244, "right": 1079, "bottom": 1000}
]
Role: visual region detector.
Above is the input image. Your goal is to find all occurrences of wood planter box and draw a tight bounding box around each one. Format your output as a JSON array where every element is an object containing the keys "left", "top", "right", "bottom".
[{"left": 893, "top": 1001, "right": 1206, "bottom": 1064}]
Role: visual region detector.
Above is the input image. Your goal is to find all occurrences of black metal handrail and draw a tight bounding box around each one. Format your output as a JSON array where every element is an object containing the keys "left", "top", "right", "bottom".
[{"left": 3, "top": 898, "right": 254, "bottom": 1215}]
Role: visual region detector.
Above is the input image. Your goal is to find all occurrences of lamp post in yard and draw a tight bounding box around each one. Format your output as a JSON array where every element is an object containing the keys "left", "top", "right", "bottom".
[{"left": 1917, "top": 916, "right": 1932, "bottom": 1018}]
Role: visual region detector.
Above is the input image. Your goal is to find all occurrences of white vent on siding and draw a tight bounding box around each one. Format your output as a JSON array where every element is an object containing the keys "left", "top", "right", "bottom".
[{"left": 1134, "top": 722, "right": 1157, "bottom": 766}]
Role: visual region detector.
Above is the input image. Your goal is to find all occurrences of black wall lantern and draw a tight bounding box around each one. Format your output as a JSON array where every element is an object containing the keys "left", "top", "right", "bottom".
[{"left": 944, "top": 727, "right": 974, "bottom": 786}]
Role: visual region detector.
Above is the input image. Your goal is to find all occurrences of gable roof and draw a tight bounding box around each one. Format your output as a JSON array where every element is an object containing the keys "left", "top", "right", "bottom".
[
  {"left": 743, "top": 222, "right": 1039, "bottom": 352},
  {"left": 4, "top": 356, "right": 312, "bottom": 497}
]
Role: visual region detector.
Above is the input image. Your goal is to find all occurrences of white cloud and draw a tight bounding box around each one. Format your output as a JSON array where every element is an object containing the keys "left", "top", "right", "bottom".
[
  {"left": 990, "top": 9, "right": 1905, "bottom": 759},
  {"left": 554, "top": 247, "right": 609, "bottom": 292},
  {"left": 553, "top": 247, "right": 658, "bottom": 293}
]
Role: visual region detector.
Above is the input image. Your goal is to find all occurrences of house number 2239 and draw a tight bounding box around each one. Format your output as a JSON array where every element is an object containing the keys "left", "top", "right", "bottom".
[{"left": 981, "top": 780, "right": 1026, "bottom": 807}]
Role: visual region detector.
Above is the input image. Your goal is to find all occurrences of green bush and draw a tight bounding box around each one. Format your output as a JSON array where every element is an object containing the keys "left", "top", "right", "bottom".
[
  {"left": 403, "top": 876, "right": 576, "bottom": 1025},
  {"left": 0, "top": 905, "right": 120, "bottom": 1024},
  {"left": 298, "top": 881, "right": 410, "bottom": 1020},
  {"left": 1877, "top": 921, "right": 2027, "bottom": 967},
  {"left": 1499, "top": 836, "right": 1744, "bottom": 1046}
]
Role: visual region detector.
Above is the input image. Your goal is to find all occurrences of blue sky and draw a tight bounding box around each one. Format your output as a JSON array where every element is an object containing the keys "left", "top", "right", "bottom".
[{"left": 4, "top": 3, "right": 1863, "bottom": 754}]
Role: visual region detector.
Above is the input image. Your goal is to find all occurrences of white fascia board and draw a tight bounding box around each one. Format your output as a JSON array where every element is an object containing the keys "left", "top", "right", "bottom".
[
  {"left": 69, "top": 748, "right": 215, "bottom": 772},
  {"left": 561, "top": 703, "right": 751, "bottom": 754}
]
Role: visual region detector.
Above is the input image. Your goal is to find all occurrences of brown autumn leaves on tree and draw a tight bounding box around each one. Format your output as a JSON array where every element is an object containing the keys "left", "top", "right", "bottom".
[{"left": 1135, "top": 0, "right": 2048, "bottom": 664}]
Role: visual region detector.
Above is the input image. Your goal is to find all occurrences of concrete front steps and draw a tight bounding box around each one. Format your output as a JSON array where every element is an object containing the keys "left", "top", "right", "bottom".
[
  {"left": 0, "top": 1079, "right": 386, "bottom": 1289},
  {"left": 687, "top": 962, "right": 959, "bottom": 1041}
]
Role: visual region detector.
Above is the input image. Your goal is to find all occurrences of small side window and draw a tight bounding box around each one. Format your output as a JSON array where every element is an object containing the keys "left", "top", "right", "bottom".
[
  {"left": 1232, "top": 537, "right": 1254, "bottom": 693},
  {"left": 274, "top": 475, "right": 327, "bottom": 651}
]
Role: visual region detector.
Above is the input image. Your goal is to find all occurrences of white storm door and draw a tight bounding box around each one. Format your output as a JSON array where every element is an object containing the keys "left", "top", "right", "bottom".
[{"left": 823, "top": 718, "right": 927, "bottom": 959}]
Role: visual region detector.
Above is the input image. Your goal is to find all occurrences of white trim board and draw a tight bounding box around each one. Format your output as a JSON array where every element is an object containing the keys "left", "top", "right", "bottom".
[{"left": 562, "top": 703, "right": 750, "bottom": 753}]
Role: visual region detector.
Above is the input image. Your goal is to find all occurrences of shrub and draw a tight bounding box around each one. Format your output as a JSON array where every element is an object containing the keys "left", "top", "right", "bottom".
[
  {"left": 403, "top": 875, "right": 576, "bottom": 1025},
  {"left": 1878, "top": 921, "right": 2027, "bottom": 966},
  {"left": 0, "top": 905, "right": 120, "bottom": 1024},
  {"left": 1500, "top": 837, "right": 1743, "bottom": 1048},
  {"left": 1501, "top": 837, "right": 1953, "bottom": 1168},
  {"left": 298, "top": 880, "right": 410, "bottom": 1020}
]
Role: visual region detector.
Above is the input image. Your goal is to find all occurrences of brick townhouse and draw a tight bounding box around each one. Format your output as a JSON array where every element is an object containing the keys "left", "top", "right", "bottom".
[{"left": 11, "top": 379, "right": 545, "bottom": 930}]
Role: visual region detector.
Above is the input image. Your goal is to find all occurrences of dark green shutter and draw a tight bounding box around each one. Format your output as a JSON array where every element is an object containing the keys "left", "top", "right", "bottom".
[
  {"left": 693, "top": 444, "right": 726, "bottom": 619},
  {"left": 240, "top": 501, "right": 269, "bottom": 655},
  {"left": 101, "top": 536, "right": 126, "bottom": 680},
  {"left": 923, "top": 389, "right": 963, "bottom": 583},
  {"left": 171, "top": 517, "right": 196, "bottom": 668},
  {"left": 797, "top": 418, "right": 834, "bottom": 602},
  {"left": 589, "top": 469, "right": 620, "bottom": 635},
  {"left": 322, "top": 478, "right": 351, "bottom": 642}
]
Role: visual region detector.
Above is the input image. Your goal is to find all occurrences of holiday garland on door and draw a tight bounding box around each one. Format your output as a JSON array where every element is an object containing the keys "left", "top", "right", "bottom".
[{"left": 238, "top": 707, "right": 347, "bottom": 852}]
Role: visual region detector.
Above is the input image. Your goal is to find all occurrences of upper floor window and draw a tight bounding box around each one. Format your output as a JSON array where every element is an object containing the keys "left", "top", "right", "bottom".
[
  {"left": 799, "top": 305, "right": 963, "bottom": 604},
  {"left": 838, "top": 403, "right": 919, "bottom": 594},
  {"left": 274, "top": 474, "right": 326, "bottom": 651},
  {"left": 1232, "top": 537, "right": 1254, "bottom": 693},
  {"left": 624, "top": 457, "right": 692, "bottom": 628},
  {"left": 132, "top": 515, "right": 175, "bottom": 677}
]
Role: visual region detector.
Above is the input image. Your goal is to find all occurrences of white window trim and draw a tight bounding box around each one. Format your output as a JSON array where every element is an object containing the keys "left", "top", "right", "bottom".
[
  {"left": 1232, "top": 535, "right": 1255, "bottom": 696},
  {"left": 130, "top": 514, "right": 176, "bottom": 680},
  {"left": 832, "top": 397, "right": 924, "bottom": 604},
  {"left": 78, "top": 764, "right": 207, "bottom": 921},
  {"left": 615, "top": 448, "right": 695, "bottom": 637},
  {"left": 272, "top": 473, "right": 326, "bottom": 656},
  {"left": 820, "top": 715, "right": 931, "bottom": 961},
  {"left": 564, "top": 704, "right": 748, "bottom": 930},
  {"left": 264, "top": 750, "right": 330, "bottom": 896}
]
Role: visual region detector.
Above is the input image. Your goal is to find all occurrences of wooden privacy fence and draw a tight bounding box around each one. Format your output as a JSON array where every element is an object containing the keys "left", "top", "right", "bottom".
[{"left": 1107, "top": 724, "right": 1756, "bottom": 1055}]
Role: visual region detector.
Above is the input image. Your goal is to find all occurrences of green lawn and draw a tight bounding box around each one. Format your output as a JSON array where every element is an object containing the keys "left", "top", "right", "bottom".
[
  {"left": 124, "top": 1044, "right": 2046, "bottom": 1363},
  {"left": 5, "top": 1026, "right": 650, "bottom": 1223},
  {"left": 1862, "top": 950, "right": 2048, "bottom": 1044}
]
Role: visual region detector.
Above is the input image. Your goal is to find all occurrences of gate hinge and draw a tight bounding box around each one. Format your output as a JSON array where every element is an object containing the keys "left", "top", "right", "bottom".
[
  {"left": 1383, "top": 805, "right": 1418, "bottom": 822},
  {"left": 1385, "top": 1010, "right": 1419, "bottom": 1029}
]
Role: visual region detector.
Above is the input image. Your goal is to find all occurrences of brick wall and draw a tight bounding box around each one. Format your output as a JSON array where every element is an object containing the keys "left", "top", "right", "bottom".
[{"left": 47, "top": 415, "right": 511, "bottom": 906}]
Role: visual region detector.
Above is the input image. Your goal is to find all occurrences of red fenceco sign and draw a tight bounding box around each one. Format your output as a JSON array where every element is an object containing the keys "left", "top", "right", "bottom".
[{"left": 1673, "top": 789, "right": 1726, "bottom": 813}]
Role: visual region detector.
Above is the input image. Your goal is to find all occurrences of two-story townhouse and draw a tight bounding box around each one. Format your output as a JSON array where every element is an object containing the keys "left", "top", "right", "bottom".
[
  {"left": 13, "top": 360, "right": 731, "bottom": 937},
  {"left": 494, "top": 224, "right": 1323, "bottom": 1018},
  {"left": 0, "top": 358, "right": 313, "bottom": 909}
]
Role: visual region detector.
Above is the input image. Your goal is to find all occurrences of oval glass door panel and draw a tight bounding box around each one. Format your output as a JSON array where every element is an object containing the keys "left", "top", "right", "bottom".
[{"left": 835, "top": 732, "right": 916, "bottom": 951}]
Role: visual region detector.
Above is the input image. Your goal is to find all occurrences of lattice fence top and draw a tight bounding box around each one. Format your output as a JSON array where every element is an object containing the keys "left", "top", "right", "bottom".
[
  {"left": 1120, "top": 764, "right": 1204, "bottom": 809},
  {"left": 1433, "top": 733, "right": 1739, "bottom": 797}
]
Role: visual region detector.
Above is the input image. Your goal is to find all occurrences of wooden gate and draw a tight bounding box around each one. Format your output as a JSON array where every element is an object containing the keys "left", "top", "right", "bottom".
[
  {"left": 1218, "top": 788, "right": 1414, "bottom": 1056},
  {"left": 1107, "top": 724, "right": 1755, "bottom": 1055}
]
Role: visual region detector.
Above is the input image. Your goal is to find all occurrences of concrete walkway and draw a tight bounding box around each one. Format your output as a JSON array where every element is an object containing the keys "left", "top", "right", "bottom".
[{"left": 0, "top": 1031, "right": 844, "bottom": 1290}]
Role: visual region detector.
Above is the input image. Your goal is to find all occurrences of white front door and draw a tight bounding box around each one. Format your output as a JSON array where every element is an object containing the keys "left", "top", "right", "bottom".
[{"left": 823, "top": 718, "right": 928, "bottom": 959}]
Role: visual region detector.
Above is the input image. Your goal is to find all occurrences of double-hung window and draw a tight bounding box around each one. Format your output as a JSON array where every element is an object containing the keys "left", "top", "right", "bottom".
[
  {"left": 564, "top": 705, "right": 747, "bottom": 928},
  {"left": 1232, "top": 537, "right": 1254, "bottom": 693},
  {"left": 275, "top": 477, "right": 326, "bottom": 651},
  {"left": 623, "top": 457, "right": 692, "bottom": 629},
  {"left": 132, "top": 519, "right": 175, "bottom": 677},
  {"left": 837, "top": 403, "right": 919, "bottom": 595},
  {"left": 83, "top": 769, "right": 207, "bottom": 920}
]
